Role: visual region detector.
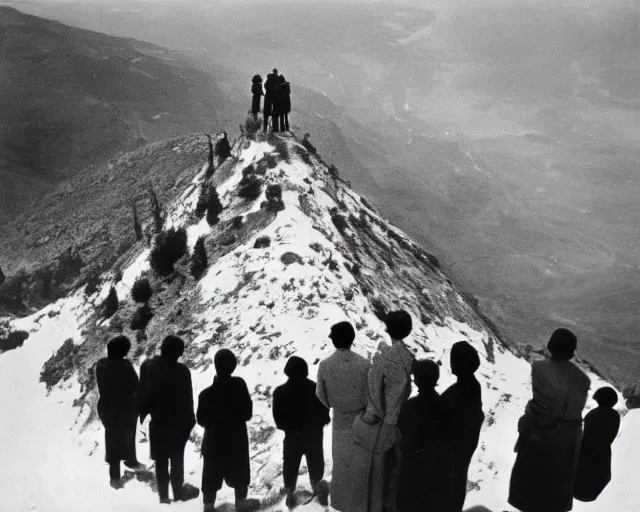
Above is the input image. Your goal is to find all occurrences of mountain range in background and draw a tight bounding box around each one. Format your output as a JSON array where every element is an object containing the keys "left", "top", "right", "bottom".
[{"left": 2, "top": 1, "right": 640, "bottom": 390}]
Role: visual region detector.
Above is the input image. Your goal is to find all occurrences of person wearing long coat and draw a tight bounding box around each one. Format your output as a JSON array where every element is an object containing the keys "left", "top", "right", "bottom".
[
  {"left": 509, "top": 328, "right": 591, "bottom": 512},
  {"left": 96, "top": 335, "right": 142, "bottom": 488},
  {"left": 251, "top": 75, "right": 263, "bottom": 119},
  {"left": 397, "top": 359, "right": 455, "bottom": 512},
  {"left": 348, "top": 310, "right": 415, "bottom": 512},
  {"left": 316, "top": 321, "right": 370, "bottom": 511},
  {"left": 441, "top": 341, "right": 485, "bottom": 512},
  {"left": 197, "top": 349, "right": 255, "bottom": 512},
  {"left": 273, "top": 356, "right": 331, "bottom": 508},
  {"left": 263, "top": 69, "right": 278, "bottom": 131},
  {"left": 276, "top": 75, "right": 291, "bottom": 131},
  {"left": 573, "top": 386, "right": 621, "bottom": 502},
  {"left": 138, "top": 335, "right": 198, "bottom": 504}
]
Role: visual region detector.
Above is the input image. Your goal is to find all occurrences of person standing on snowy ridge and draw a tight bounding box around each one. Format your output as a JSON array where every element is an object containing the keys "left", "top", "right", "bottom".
[
  {"left": 316, "top": 321, "right": 370, "bottom": 511},
  {"left": 263, "top": 68, "right": 279, "bottom": 131},
  {"left": 96, "top": 335, "right": 144, "bottom": 490},
  {"left": 348, "top": 310, "right": 415, "bottom": 512},
  {"left": 508, "top": 328, "right": 590, "bottom": 512},
  {"left": 277, "top": 75, "right": 291, "bottom": 132},
  {"left": 573, "top": 386, "right": 621, "bottom": 503},
  {"left": 273, "top": 355, "right": 330, "bottom": 509},
  {"left": 197, "top": 349, "right": 259, "bottom": 512},
  {"left": 441, "top": 341, "right": 485, "bottom": 512},
  {"left": 397, "top": 359, "right": 455, "bottom": 512},
  {"left": 138, "top": 335, "right": 200, "bottom": 504},
  {"left": 250, "top": 74, "right": 263, "bottom": 120}
]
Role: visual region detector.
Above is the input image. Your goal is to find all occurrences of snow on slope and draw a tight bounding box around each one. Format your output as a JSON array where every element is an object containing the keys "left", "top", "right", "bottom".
[{"left": 0, "top": 133, "right": 634, "bottom": 512}]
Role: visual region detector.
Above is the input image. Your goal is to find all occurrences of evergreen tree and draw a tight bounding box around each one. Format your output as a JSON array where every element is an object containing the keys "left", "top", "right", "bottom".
[
  {"left": 131, "top": 277, "right": 152, "bottom": 303},
  {"left": 149, "top": 227, "right": 188, "bottom": 276},
  {"left": 206, "top": 135, "right": 214, "bottom": 178},
  {"left": 132, "top": 202, "right": 143, "bottom": 241},
  {"left": 102, "top": 286, "right": 119, "bottom": 318},
  {"left": 0, "top": 264, "right": 4, "bottom": 285},
  {"left": 206, "top": 186, "right": 223, "bottom": 225},
  {"left": 190, "top": 236, "right": 208, "bottom": 279},
  {"left": 148, "top": 186, "right": 162, "bottom": 233}
]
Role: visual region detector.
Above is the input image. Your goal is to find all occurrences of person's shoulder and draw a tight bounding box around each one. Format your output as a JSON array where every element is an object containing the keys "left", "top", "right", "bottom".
[
  {"left": 199, "top": 385, "right": 213, "bottom": 400},
  {"left": 231, "top": 375, "right": 248, "bottom": 388}
]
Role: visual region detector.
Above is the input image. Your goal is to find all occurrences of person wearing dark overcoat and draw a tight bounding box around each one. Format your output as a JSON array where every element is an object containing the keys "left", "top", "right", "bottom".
[
  {"left": 271, "top": 76, "right": 283, "bottom": 132},
  {"left": 96, "top": 335, "right": 143, "bottom": 489},
  {"left": 441, "top": 341, "right": 485, "bottom": 512},
  {"left": 251, "top": 75, "right": 263, "bottom": 120},
  {"left": 138, "top": 335, "right": 199, "bottom": 504},
  {"left": 273, "top": 356, "right": 330, "bottom": 508},
  {"left": 197, "top": 349, "right": 258, "bottom": 512},
  {"left": 397, "top": 359, "right": 455, "bottom": 512},
  {"left": 263, "top": 68, "right": 278, "bottom": 131},
  {"left": 508, "top": 328, "right": 591, "bottom": 512},
  {"left": 573, "top": 386, "right": 621, "bottom": 503},
  {"left": 316, "top": 321, "right": 370, "bottom": 511},
  {"left": 348, "top": 310, "right": 416, "bottom": 512},
  {"left": 277, "top": 75, "right": 291, "bottom": 132}
]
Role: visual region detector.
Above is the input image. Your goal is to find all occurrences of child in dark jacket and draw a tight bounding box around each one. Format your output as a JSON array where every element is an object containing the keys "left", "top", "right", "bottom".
[
  {"left": 273, "top": 356, "right": 330, "bottom": 508},
  {"left": 573, "top": 386, "right": 621, "bottom": 502},
  {"left": 197, "top": 349, "right": 258, "bottom": 512}
]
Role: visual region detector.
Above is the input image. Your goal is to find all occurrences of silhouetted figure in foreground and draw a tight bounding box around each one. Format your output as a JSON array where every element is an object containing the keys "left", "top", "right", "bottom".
[
  {"left": 263, "top": 68, "right": 278, "bottom": 131},
  {"left": 397, "top": 359, "right": 454, "bottom": 512},
  {"left": 139, "top": 335, "right": 199, "bottom": 504},
  {"left": 349, "top": 310, "right": 415, "bottom": 512},
  {"left": 573, "top": 386, "right": 621, "bottom": 503},
  {"left": 316, "top": 321, "right": 370, "bottom": 511},
  {"left": 197, "top": 349, "right": 259, "bottom": 512},
  {"left": 96, "top": 335, "right": 143, "bottom": 489},
  {"left": 509, "top": 328, "right": 590, "bottom": 512},
  {"left": 273, "top": 356, "right": 330, "bottom": 508},
  {"left": 251, "top": 75, "right": 263, "bottom": 120},
  {"left": 276, "top": 75, "right": 291, "bottom": 132},
  {"left": 441, "top": 341, "right": 485, "bottom": 512}
]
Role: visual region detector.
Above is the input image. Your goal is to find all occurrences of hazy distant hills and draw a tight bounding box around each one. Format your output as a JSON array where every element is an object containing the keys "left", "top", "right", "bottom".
[{"left": 0, "top": 6, "right": 240, "bottom": 219}]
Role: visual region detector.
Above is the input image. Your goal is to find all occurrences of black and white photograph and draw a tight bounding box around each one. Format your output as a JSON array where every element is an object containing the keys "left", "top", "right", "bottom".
[{"left": 0, "top": 0, "right": 638, "bottom": 510}]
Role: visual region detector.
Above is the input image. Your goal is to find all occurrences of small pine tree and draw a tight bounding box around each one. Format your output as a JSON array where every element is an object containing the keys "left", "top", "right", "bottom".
[
  {"left": 0, "top": 264, "right": 4, "bottom": 285},
  {"left": 132, "top": 202, "right": 143, "bottom": 241},
  {"left": 102, "top": 286, "right": 119, "bottom": 318},
  {"left": 84, "top": 269, "right": 101, "bottom": 296},
  {"left": 206, "top": 186, "right": 223, "bottom": 225},
  {"left": 190, "top": 237, "right": 208, "bottom": 279},
  {"left": 215, "top": 132, "right": 231, "bottom": 161},
  {"left": 149, "top": 227, "right": 188, "bottom": 276},
  {"left": 148, "top": 186, "right": 163, "bottom": 233},
  {"left": 131, "top": 277, "right": 152, "bottom": 303},
  {"left": 206, "top": 135, "right": 214, "bottom": 178}
]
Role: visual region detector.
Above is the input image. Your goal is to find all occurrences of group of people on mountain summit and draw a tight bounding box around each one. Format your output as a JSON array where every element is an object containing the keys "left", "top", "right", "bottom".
[
  {"left": 96, "top": 310, "right": 620, "bottom": 512},
  {"left": 251, "top": 68, "right": 291, "bottom": 132}
]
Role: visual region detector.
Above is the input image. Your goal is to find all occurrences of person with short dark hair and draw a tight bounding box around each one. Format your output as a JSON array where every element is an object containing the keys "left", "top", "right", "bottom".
[
  {"left": 573, "top": 386, "right": 621, "bottom": 503},
  {"left": 96, "top": 335, "right": 142, "bottom": 489},
  {"left": 509, "top": 328, "right": 591, "bottom": 512},
  {"left": 251, "top": 75, "right": 263, "bottom": 120},
  {"left": 441, "top": 341, "right": 485, "bottom": 512},
  {"left": 197, "top": 349, "right": 258, "bottom": 512},
  {"left": 397, "top": 359, "right": 454, "bottom": 512},
  {"left": 316, "top": 322, "right": 370, "bottom": 510},
  {"left": 263, "top": 69, "right": 279, "bottom": 131},
  {"left": 273, "top": 356, "right": 330, "bottom": 508},
  {"left": 348, "top": 309, "right": 415, "bottom": 512},
  {"left": 138, "top": 335, "right": 199, "bottom": 504}
]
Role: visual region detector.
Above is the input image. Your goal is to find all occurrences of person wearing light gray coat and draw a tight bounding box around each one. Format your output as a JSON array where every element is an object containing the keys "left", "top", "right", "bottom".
[
  {"left": 347, "top": 311, "right": 415, "bottom": 512},
  {"left": 316, "top": 321, "right": 370, "bottom": 511}
]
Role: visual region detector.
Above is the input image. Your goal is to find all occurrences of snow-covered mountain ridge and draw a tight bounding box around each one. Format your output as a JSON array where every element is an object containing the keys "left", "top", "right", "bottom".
[{"left": 0, "top": 131, "right": 638, "bottom": 512}]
